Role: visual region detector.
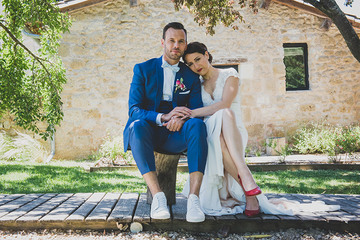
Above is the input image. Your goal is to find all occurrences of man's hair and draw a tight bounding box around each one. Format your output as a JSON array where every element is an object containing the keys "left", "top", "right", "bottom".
[{"left": 162, "top": 22, "right": 187, "bottom": 40}]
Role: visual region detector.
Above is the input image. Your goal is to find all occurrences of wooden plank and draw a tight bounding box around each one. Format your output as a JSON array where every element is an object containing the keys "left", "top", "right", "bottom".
[
  {"left": 341, "top": 206, "right": 360, "bottom": 214},
  {"left": 0, "top": 195, "right": 8, "bottom": 199},
  {"left": 215, "top": 214, "right": 237, "bottom": 221},
  {"left": 0, "top": 194, "right": 43, "bottom": 218},
  {"left": 108, "top": 192, "right": 138, "bottom": 223},
  {"left": 295, "top": 212, "right": 327, "bottom": 222},
  {"left": 0, "top": 194, "right": 24, "bottom": 206},
  {"left": 338, "top": 199, "right": 360, "bottom": 209},
  {"left": 261, "top": 214, "right": 281, "bottom": 221},
  {"left": 314, "top": 211, "right": 343, "bottom": 222},
  {"left": 17, "top": 193, "right": 73, "bottom": 222},
  {"left": 276, "top": 214, "right": 304, "bottom": 230},
  {"left": 235, "top": 212, "right": 262, "bottom": 220},
  {"left": 171, "top": 193, "right": 187, "bottom": 221},
  {"left": 85, "top": 192, "right": 120, "bottom": 221},
  {"left": 40, "top": 193, "right": 92, "bottom": 222},
  {"left": 66, "top": 192, "right": 106, "bottom": 221},
  {"left": 133, "top": 193, "right": 150, "bottom": 223},
  {"left": 0, "top": 194, "right": 56, "bottom": 222},
  {"left": 335, "top": 213, "right": 360, "bottom": 223},
  {"left": 277, "top": 214, "right": 302, "bottom": 221}
]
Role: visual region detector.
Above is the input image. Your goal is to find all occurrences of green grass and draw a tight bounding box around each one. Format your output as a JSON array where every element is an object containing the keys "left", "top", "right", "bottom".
[
  {"left": 0, "top": 161, "right": 359, "bottom": 195},
  {"left": 255, "top": 170, "right": 360, "bottom": 195}
]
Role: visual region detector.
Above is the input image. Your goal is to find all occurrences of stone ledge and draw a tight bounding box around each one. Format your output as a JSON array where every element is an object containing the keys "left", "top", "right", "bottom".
[{"left": 87, "top": 163, "right": 360, "bottom": 172}]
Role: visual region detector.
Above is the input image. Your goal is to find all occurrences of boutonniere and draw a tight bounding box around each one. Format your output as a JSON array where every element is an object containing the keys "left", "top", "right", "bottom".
[{"left": 174, "top": 78, "right": 186, "bottom": 93}]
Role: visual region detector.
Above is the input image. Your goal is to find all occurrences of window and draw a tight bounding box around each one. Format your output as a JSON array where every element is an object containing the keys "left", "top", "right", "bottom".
[
  {"left": 283, "top": 43, "right": 309, "bottom": 91},
  {"left": 213, "top": 64, "right": 238, "bottom": 72}
]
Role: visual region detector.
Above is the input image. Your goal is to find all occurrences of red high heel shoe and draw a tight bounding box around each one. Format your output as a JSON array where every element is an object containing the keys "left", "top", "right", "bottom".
[
  {"left": 237, "top": 174, "right": 262, "bottom": 196},
  {"left": 244, "top": 208, "right": 260, "bottom": 217},
  {"left": 244, "top": 194, "right": 260, "bottom": 217}
]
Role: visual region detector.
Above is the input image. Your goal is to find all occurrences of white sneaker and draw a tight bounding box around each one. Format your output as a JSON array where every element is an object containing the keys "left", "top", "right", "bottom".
[
  {"left": 186, "top": 194, "right": 205, "bottom": 223},
  {"left": 150, "top": 192, "right": 170, "bottom": 219}
]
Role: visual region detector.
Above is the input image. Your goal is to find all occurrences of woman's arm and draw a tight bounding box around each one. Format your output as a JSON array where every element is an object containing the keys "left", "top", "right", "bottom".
[{"left": 191, "top": 76, "right": 239, "bottom": 118}]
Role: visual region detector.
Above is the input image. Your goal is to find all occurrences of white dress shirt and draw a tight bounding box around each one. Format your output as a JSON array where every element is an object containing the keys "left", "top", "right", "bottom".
[{"left": 156, "top": 57, "right": 179, "bottom": 125}]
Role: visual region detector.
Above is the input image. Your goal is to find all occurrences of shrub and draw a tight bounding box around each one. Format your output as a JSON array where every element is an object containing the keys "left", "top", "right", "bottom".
[
  {"left": 91, "top": 134, "right": 134, "bottom": 165},
  {"left": 292, "top": 122, "right": 337, "bottom": 154},
  {"left": 0, "top": 131, "right": 48, "bottom": 162},
  {"left": 292, "top": 122, "right": 360, "bottom": 156},
  {"left": 334, "top": 125, "right": 360, "bottom": 156}
]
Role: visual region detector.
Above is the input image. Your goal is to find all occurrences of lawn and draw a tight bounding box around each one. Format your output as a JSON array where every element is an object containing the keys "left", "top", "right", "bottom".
[{"left": 0, "top": 160, "right": 359, "bottom": 195}]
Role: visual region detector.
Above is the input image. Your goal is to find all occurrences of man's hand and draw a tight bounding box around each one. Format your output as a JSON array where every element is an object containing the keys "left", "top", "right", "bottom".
[
  {"left": 163, "top": 116, "right": 186, "bottom": 132},
  {"left": 161, "top": 106, "right": 191, "bottom": 123}
]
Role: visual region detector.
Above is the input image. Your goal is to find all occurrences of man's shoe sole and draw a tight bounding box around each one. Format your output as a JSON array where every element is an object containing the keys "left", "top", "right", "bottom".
[
  {"left": 186, "top": 215, "right": 205, "bottom": 223},
  {"left": 151, "top": 211, "right": 170, "bottom": 220}
]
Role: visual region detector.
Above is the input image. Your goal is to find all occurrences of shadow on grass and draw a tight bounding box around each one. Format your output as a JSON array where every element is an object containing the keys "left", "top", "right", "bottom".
[
  {"left": 254, "top": 170, "right": 360, "bottom": 194},
  {"left": 0, "top": 164, "right": 147, "bottom": 194}
]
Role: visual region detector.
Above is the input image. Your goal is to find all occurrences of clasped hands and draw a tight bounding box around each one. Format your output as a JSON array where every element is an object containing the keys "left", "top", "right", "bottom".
[{"left": 161, "top": 106, "right": 192, "bottom": 132}]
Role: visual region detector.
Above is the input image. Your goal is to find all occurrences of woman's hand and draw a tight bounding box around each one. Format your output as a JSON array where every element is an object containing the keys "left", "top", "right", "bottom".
[
  {"left": 161, "top": 106, "right": 191, "bottom": 122},
  {"left": 181, "top": 109, "right": 197, "bottom": 119}
]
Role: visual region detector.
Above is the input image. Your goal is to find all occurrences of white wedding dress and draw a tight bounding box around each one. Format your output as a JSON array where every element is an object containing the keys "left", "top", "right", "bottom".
[{"left": 182, "top": 68, "right": 340, "bottom": 216}]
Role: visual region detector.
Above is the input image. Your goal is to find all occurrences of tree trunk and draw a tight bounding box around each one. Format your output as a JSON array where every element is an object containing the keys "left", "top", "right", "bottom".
[{"left": 146, "top": 152, "right": 181, "bottom": 206}]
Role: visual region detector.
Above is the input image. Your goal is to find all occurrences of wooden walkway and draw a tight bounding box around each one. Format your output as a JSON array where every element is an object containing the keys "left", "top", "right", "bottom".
[{"left": 0, "top": 193, "right": 359, "bottom": 233}]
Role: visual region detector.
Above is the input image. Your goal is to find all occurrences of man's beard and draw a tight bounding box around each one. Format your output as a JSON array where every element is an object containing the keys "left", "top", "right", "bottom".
[{"left": 166, "top": 48, "right": 182, "bottom": 61}]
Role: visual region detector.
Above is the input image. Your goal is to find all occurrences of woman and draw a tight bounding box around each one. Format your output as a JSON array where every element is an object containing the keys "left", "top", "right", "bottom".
[
  {"left": 181, "top": 42, "right": 261, "bottom": 217},
  {"left": 181, "top": 42, "right": 340, "bottom": 217}
]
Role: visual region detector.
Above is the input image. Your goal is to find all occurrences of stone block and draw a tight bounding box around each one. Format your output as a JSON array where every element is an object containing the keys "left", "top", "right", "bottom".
[
  {"left": 266, "top": 137, "right": 286, "bottom": 156},
  {"left": 239, "top": 63, "right": 254, "bottom": 80},
  {"left": 247, "top": 124, "right": 265, "bottom": 138},
  {"left": 300, "top": 104, "right": 316, "bottom": 112},
  {"left": 272, "top": 63, "right": 285, "bottom": 76},
  {"left": 58, "top": 44, "right": 70, "bottom": 57},
  {"left": 67, "top": 59, "right": 87, "bottom": 70},
  {"left": 86, "top": 109, "right": 101, "bottom": 119}
]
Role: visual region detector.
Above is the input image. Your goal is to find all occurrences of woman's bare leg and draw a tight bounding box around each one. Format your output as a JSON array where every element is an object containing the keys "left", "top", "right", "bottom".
[
  {"left": 220, "top": 133, "right": 259, "bottom": 211},
  {"left": 221, "top": 108, "right": 258, "bottom": 191}
]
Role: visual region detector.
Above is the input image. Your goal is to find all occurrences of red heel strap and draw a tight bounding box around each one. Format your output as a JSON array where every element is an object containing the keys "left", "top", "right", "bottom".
[{"left": 237, "top": 174, "right": 262, "bottom": 196}]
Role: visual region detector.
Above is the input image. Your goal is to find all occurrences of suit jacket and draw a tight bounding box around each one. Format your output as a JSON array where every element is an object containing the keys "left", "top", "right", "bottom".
[{"left": 123, "top": 56, "right": 203, "bottom": 150}]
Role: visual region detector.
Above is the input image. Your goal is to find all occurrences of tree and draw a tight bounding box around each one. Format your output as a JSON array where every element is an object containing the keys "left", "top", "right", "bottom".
[
  {"left": 0, "top": 0, "right": 71, "bottom": 140},
  {"left": 172, "top": 0, "right": 360, "bottom": 63}
]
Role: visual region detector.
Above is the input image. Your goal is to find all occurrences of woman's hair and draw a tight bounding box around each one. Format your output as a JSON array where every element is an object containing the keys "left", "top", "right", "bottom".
[{"left": 183, "top": 42, "right": 213, "bottom": 64}]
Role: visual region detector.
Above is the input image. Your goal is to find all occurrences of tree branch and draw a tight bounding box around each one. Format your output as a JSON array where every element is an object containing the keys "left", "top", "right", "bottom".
[
  {"left": 0, "top": 21, "right": 52, "bottom": 77},
  {"left": 305, "top": 0, "right": 360, "bottom": 62}
]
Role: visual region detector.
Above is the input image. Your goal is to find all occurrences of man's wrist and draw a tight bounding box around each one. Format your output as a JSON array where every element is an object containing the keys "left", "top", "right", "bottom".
[
  {"left": 156, "top": 113, "right": 163, "bottom": 126},
  {"left": 161, "top": 113, "right": 169, "bottom": 123}
]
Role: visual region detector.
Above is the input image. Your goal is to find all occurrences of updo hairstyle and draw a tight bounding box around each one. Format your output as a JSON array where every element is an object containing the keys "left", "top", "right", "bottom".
[{"left": 183, "top": 42, "right": 213, "bottom": 64}]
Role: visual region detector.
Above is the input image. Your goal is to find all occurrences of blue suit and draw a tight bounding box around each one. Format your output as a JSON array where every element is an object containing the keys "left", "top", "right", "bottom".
[{"left": 123, "top": 56, "right": 208, "bottom": 175}]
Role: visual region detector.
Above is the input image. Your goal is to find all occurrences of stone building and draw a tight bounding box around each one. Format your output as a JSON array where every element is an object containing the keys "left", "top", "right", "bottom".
[{"left": 1, "top": 0, "right": 360, "bottom": 159}]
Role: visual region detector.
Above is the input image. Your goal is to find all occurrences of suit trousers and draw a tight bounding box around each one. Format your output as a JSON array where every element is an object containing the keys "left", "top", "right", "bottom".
[{"left": 128, "top": 118, "right": 208, "bottom": 175}]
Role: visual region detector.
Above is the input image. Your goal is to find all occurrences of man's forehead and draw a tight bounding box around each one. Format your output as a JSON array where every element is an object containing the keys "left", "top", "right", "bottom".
[{"left": 164, "top": 28, "right": 186, "bottom": 39}]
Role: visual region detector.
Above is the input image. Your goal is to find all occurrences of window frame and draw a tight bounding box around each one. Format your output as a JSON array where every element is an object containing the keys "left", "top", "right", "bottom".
[
  {"left": 213, "top": 64, "right": 239, "bottom": 72},
  {"left": 283, "top": 43, "right": 309, "bottom": 91}
]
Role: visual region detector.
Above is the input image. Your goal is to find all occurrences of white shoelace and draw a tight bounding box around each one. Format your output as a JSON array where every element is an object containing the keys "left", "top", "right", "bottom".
[
  {"left": 190, "top": 195, "right": 201, "bottom": 210},
  {"left": 157, "top": 194, "right": 167, "bottom": 209}
]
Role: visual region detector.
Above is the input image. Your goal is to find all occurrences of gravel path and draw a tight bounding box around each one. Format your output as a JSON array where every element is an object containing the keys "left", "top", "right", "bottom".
[{"left": 0, "top": 228, "right": 358, "bottom": 240}]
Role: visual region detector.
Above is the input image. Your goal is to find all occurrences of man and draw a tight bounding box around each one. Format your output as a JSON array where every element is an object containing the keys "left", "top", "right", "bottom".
[{"left": 123, "top": 22, "right": 207, "bottom": 223}]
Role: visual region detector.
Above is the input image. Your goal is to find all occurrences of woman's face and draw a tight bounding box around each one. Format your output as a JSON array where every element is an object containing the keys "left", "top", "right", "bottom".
[{"left": 184, "top": 51, "right": 210, "bottom": 76}]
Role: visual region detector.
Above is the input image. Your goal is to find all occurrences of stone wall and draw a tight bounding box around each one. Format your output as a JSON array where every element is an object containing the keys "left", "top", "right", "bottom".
[{"left": 3, "top": 0, "right": 359, "bottom": 159}]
